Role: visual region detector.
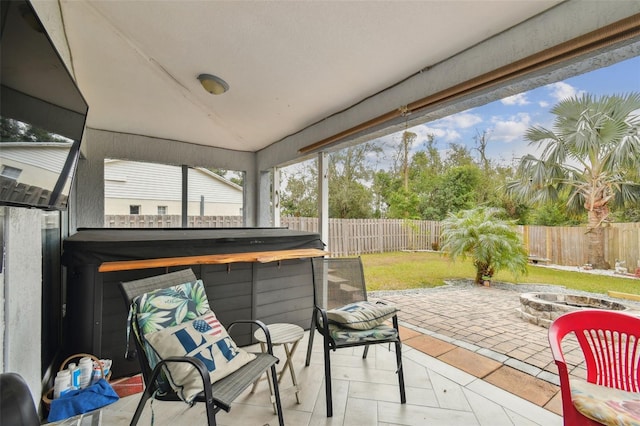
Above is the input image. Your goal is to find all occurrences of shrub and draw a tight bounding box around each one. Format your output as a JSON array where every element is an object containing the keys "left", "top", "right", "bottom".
[{"left": 440, "top": 207, "right": 528, "bottom": 284}]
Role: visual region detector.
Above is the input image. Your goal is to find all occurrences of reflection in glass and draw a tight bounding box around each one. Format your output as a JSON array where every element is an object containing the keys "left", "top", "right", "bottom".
[
  {"left": 0, "top": 117, "right": 79, "bottom": 209},
  {"left": 103, "top": 159, "right": 244, "bottom": 228}
]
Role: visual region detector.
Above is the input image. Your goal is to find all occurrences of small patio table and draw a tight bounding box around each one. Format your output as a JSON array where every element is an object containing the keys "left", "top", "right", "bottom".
[{"left": 252, "top": 323, "right": 304, "bottom": 407}]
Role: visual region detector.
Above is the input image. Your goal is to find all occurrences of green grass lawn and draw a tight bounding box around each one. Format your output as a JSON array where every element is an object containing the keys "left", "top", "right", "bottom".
[{"left": 361, "top": 251, "right": 640, "bottom": 296}]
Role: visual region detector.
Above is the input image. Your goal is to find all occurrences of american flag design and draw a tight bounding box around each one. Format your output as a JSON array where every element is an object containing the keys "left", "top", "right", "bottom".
[{"left": 192, "top": 312, "right": 223, "bottom": 336}]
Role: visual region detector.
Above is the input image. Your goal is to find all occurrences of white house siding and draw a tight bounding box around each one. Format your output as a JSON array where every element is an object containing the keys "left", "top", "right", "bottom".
[
  {"left": 187, "top": 168, "right": 243, "bottom": 216},
  {"left": 1, "top": 145, "right": 72, "bottom": 191},
  {"left": 104, "top": 160, "right": 242, "bottom": 216}
]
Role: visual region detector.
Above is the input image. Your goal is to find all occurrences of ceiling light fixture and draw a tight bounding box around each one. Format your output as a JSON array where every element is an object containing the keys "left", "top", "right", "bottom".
[{"left": 197, "top": 73, "right": 229, "bottom": 95}]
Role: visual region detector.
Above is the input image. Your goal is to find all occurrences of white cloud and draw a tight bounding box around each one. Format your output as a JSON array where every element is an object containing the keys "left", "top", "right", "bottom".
[
  {"left": 538, "top": 100, "right": 549, "bottom": 108},
  {"left": 490, "top": 113, "right": 531, "bottom": 143},
  {"left": 434, "top": 111, "right": 483, "bottom": 129},
  {"left": 501, "top": 93, "right": 529, "bottom": 106},
  {"left": 413, "top": 124, "right": 461, "bottom": 143},
  {"left": 547, "top": 82, "right": 585, "bottom": 102}
]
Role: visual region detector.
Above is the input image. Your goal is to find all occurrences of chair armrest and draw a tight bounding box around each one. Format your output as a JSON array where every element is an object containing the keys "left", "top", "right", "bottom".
[
  {"left": 148, "top": 356, "right": 214, "bottom": 403},
  {"left": 227, "top": 320, "right": 277, "bottom": 358},
  {"left": 313, "top": 306, "right": 331, "bottom": 335}
]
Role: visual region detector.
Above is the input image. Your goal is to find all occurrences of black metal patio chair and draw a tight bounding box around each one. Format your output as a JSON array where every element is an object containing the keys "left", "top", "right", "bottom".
[
  {"left": 304, "top": 257, "right": 406, "bottom": 417},
  {"left": 119, "top": 268, "right": 284, "bottom": 426}
]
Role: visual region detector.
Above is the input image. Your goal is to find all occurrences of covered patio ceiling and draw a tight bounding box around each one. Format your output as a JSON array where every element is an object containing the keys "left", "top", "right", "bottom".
[
  {"left": 23, "top": 1, "right": 640, "bottom": 168},
  {"left": 39, "top": 1, "right": 570, "bottom": 153}
]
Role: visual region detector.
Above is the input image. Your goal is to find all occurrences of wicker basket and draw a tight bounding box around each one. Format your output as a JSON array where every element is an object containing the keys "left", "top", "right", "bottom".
[{"left": 42, "top": 353, "right": 110, "bottom": 408}]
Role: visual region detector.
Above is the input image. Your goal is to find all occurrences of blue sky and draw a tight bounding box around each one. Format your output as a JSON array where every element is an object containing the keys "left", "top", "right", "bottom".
[{"left": 382, "top": 55, "right": 640, "bottom": 165}]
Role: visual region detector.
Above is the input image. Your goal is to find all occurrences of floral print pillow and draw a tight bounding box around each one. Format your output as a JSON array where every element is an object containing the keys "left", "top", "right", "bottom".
[
  {"left": 134, "top": 279, "right": 210, "bottom": 334},
  {"left": 572, "top": 379, "right": 640, "bottom": 426},
  {"left": 127, "top": 279, "right": 211, "bottom": 383}
]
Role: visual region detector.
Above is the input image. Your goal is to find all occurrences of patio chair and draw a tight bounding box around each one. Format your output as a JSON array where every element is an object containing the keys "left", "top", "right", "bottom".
[
  {"left": 0, "top": 373, "right": 39, "bottom": 426},
  {"left": 304, "top": 257, "right": 406, "bottom": 417},
  {"left": 119, "top": 268, "right": 284, "bottom": 426},
  {"left": 548, "top": 309, "right": 640, "bottom": 426}
]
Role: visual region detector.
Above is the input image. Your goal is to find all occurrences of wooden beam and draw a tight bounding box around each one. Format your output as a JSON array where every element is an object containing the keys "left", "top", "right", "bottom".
[{"left": 97, "top": 248, "right": 327, "bottom": 272}]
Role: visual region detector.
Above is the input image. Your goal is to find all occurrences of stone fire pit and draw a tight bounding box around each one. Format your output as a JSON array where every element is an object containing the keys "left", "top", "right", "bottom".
[{"left": 517, "top": 292, "right": 629, "bottom": 328}]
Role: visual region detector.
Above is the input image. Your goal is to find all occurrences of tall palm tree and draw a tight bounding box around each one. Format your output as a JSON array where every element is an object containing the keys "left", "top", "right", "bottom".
[
  {"left": 507, "top": 93, "right": 640, "bottom": 269},
  {"left": 440, "top": 207, "right": 528, "bottom": 284}
]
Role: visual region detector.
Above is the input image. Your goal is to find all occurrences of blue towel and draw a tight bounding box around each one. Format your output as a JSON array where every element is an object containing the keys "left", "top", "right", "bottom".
[{"left": 48, "top": 378, "right": 120, "bottom": 422}]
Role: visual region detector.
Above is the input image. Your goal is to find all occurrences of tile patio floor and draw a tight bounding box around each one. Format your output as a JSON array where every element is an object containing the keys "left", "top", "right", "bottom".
[
  {"left": 96, "top": 325, "right": 562, "bottom": 426},
  {"left": 51, "top": 271, "right": 640, "bottom": 424},
  {"left": 78, "top": 277, "right": 640, "bottom": 425}
]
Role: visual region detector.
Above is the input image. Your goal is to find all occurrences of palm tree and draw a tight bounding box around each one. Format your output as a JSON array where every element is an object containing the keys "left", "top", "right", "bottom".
[
  {"left": 507, "top": 93, "right": 640, "bottom": 269},
  {"left": 440, "top": 207, "right": 528, "bottom": 284}
]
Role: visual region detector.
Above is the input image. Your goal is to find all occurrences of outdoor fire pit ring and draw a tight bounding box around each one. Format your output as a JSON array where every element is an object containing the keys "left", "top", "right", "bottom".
[{"left": 517, "top": 292, "right": 629, "bottom": 328}]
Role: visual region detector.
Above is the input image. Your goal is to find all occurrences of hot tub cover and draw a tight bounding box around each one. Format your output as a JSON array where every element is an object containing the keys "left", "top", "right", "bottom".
[{"left": 62, "top": 228, "right": 325, "bottom": 266}]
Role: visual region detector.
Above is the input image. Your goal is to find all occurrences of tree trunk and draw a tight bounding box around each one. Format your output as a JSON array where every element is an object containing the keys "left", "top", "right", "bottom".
[{"left": 586, "top": 207, "right": 609, "bottom": 269}]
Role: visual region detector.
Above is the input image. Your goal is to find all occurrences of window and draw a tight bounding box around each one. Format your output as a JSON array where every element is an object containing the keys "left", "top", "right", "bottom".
[
  {"left": 0, "top": 165, "right": 22, "bottom": 180},
  {"left": 104, "top": 159, "right": 245, "bottom": 228}
]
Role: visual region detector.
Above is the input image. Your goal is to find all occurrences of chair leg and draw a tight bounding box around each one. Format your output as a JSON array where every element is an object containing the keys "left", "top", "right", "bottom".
[
  {"left": 305, "top": 315, "right": 316, "bottom": 367},
  {"left": 202, "top": 378, "right": 217, "bottom": 426},
  {"left": 393, "top": 316, "right": 406, "bottom": 404},
  {"left": 362, "top": 345, "right": 370, "bottom": 359},
  {"left": 323, "top": 335, "right": 333, "bottom": 417},
  {"left": 270, "top": 364, "right": 285, "bottom": 426},
  {"left": 129, "top": 386, "right": 152, "bottom": 426},
  {"left": 395, "top": 340, "right": 406, "bottom": 404},
  {"left": 130, "top": 367, "right": 163, "bottom": 426},
  {"left": 205, "top": 405, "right": 217, "bottom": 426}
]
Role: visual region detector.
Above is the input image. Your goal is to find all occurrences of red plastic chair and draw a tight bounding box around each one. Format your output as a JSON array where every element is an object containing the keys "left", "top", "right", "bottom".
[{"left": 548, "top": 309, "right": 640, "bottom": 425}]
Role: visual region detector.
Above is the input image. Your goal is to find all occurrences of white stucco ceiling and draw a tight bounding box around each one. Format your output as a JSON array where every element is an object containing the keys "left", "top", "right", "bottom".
[{"left": 55, "top": 1, "right": 566, "bottom": 153}]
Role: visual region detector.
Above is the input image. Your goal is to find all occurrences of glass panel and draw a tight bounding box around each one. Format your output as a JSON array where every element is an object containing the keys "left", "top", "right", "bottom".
[
  {"left": 41, "top": 210, "right": 62, "bottom": 373},
  {"left": 187, "top": 167, "right": 244, "bottom": 228},
  {"left": 104, "top": 159, "right": 182, "bottom": 228},
  {"left": 0, "top": 118, "right": 79, "bottom": 210}
]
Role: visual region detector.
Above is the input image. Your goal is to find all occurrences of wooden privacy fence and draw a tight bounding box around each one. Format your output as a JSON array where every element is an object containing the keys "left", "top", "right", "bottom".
[
  {"left": 519, "top": 223, "right": 640, "bottom": 271},
  {"left": 105, "top": 215, "right": 640, "bottom": 269},
  {"left": 280, "top": 217, "right": 442, "bottom": 256},
  {"left": 105, "top": 215, "right": 244, "bottom": 228}
]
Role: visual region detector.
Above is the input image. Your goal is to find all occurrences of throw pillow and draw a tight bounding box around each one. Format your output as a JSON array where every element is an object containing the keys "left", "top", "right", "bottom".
[
  {"left": 133, "top": 279, "right": 211, "bottom": 335},
  {"left": 145, "top": 310, "right": 256, "bottom": 403},
  {"left": 128, "top": 279, "right": 211, "bottom": 391},
  {"left": 326, "top": 301, "right": 399, "bottom": 330}
]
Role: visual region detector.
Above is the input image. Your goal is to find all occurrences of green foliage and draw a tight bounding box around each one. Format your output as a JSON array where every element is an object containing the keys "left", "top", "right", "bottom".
[
  {"left": 1, "top": 117, "right": 68, "bottom": 142},
  {"left": 440, "top": 206, "right": 528, "bottom": 284},
  {"left": 329, "top": 177, "right": 373, "bottom": 218},
  {"left": 328, "top": 144, "right": 377, "bottom": 218},
  {"left": 506, "top": 92, "right": 640, "bottom": 268},
  {"left": 387, "top": 188, "right": 420, "bottom": 219},
  {"left": 530, "top": 202, "right": 584, "bottom": 226},
  {"left": 423, "top": 165, "right": 482, "bottom": 220},
  {"left": 610, "top": 206, "right": 640, "bottom": 223},
  {"left": 280, "top": 93, "right": 640, "bottom": 229},
  {"left": 444, "top": 143, "right": 475, "bottom": 168},
  {"left": 280, "top": 161, "right": 318, "bottom": 217},
  {"left": 207, "top": 168, "right": 244, "bottom": 186},
  {"left": 507, "top": 93, "right": 640, "bottom": 213}
]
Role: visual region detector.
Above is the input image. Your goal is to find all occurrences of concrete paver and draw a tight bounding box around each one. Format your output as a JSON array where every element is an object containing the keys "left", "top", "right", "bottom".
[{"left": 371, "top": 278, "right": 640, "bottom": 416}]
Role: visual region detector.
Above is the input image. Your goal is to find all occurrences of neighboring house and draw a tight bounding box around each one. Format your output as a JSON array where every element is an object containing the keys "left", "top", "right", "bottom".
[
  {"left": 104, "top": 159, "right": 243, "bottom": 216},
  {"left": 0, "top": 142, "right": 74, "bottom": 196}
]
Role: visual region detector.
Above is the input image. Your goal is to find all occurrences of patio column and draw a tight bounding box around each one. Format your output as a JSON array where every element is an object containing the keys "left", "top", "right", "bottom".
[
  {"left": 272, "top": 167, "right": 281, "bottom": 227},
  {"left": 1, "top": 207, "right": 42, "bottom": 403},
  {"left": 318, "top": 152, "right": 329, "bottom": 251},
  {"left": 254, "top": 168, "right": 271, "bottom": 227}
]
